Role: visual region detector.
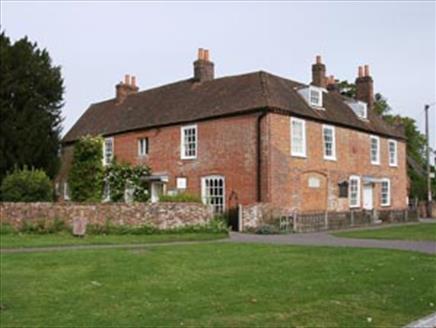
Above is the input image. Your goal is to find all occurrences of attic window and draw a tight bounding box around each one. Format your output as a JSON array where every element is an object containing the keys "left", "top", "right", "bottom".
[
  {"left": 298, "top": 86, "right": 323, "bottom": 109},
  {"left": 347, "top": 101, "right": 367, "bottom": 120},
  {"left": 309, "top": 87, "right": 322, "bottom": 107}
]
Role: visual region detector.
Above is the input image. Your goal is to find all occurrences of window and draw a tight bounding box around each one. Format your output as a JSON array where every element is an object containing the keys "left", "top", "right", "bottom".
[
  {"left": 388, "top": 140, "right": 398, "bottom": 167},
  {"left": 370, "top": 136, "right": 380, "bottom": 165},
  {"left": 381, "top": 179, "right": 391, "bottom": 206},
  {"left": 323, "top": 125, "right": 336, "bottom": 160},
  {"left": 181, "top": 125, "right": 197, "bottom": 159},
  {"left": 138, "top": 138, "right": 149, "bottom": 156},
  {"left": 103, "top": 137, "right": 114, "bottom": 166},
  {"left": 201, "top": 176, "right": 225, "bottom": 213},
  {"left": 290, "top": 118, "right": 306, "bottom": 157},
  {"left": 349, "top": 176, "right": 360, "bottom": 208},
  {"left": 176, "top": 177, "right": 187, "bottom": 190},
  {"left": 309, "top": 87, "right": 322, "bottom": 107},
  {"left": 63, "top": 182, "right": 70, "bottom": 201},
  {"left": 347, "top": 101, "right": 367, "bottom": 120}
]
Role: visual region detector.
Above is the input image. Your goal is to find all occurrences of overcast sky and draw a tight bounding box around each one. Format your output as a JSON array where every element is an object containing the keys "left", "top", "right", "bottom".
[{"left": 2, "top": 1, "right": 435, "bottom": 148}]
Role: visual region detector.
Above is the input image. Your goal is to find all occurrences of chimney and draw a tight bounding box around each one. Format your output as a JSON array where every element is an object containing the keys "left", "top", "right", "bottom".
[
  {"left": 326, "top": 75, "right": 339, "bottom": 93},
  {"left": 311, "top": 55, "right": 326, "bottom": 88},
  {"left": 116, "top": 74, "right": 139, "bottom": 103},
  {"left": 193, "top": 48, "right": 214, "bottom": 82},
  {"left": 355, "top": 65, "right": 374, "bottom": 109}
]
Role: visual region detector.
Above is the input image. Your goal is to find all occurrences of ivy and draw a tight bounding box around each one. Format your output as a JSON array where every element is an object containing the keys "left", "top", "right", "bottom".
[
  {"left": 105, "top": 161, "right": 151, "bottom": 202},
  {"left": 68, "top": 135, "right": 104, "bottom": 202}
]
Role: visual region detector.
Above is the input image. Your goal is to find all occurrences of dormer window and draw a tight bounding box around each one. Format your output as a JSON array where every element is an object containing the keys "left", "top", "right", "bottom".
[
  {"left": 298, "top": 86, "right": 323, "bottom": 108},
  {"left": 347, "top": 100, "right": 367, "bottom": 120}
]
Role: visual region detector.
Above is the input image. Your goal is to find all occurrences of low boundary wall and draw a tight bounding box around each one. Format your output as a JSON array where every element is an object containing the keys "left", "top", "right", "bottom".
[{"left": 0, "top": 202, "right": 213, "bottom": 230}]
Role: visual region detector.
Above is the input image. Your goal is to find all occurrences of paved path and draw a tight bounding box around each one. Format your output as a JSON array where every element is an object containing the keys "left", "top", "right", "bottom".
[
  {"left": 404, "top": 312, "right": 436, "bottom": 328},
  {"left": 229, "top": 230, "right": 436, "bottom": 255}
]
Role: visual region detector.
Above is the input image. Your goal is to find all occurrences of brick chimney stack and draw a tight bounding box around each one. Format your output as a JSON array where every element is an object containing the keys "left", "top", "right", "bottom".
[
  {"left": 116, "top": 74, "right": 139, "bottom": 103},
  {"left": 326, "top": 75, "right": 339, "bottom": 93},
  {"left": 311, "top": 55, "right": 327, "bottom": 88},
  {"left": 355, "top": 65, "right": 374, "bottom": 109},
  {"left": 193, "top": 48, "right": 214, "bottom": 82}
]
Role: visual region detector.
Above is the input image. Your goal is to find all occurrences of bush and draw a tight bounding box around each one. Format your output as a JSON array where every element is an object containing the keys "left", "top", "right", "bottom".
[
  {"left": 159, "top": 193, "right": 202, "bottom": 203},
  {"left": 0, "top": 167, "right": 53, "bottom": 202},
  {"left": 255, "top": 224, "right": 280, "bottom": 235},
  {"left": 0, "top": 223, "right": 16, "bottom": 235},
  {"left": 20, "top": 218, "right": 66, "bottom": 234},
  {"left": 86, "top": 218, "right": 228, "bottom": 235}
]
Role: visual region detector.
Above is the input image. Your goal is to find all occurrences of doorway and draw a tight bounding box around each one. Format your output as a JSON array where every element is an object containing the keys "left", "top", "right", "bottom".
[{"left": 363, "top": 184, "right": 374, "bottom": 210}]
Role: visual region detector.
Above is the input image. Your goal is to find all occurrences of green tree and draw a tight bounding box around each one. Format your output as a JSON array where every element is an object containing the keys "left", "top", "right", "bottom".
[
  {"left": 0, "top": 167, "right": 52, "bottom": 202},
  {"left": 0, "top": 31, "right": 64, "bottom": 185},
  {"left": 68, "top": 136, "right": 104, "bottom": 202}
]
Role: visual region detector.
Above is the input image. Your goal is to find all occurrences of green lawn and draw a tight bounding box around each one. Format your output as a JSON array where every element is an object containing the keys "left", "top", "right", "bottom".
[
  {"left": 0, "top": 232, "right": 228, "bottom": 249},
  {"left": 333, "top": 223, "right": 436, "bottom": 241},
  {"left": 1, "top": 243, "right": 435, "bottom": 327}
]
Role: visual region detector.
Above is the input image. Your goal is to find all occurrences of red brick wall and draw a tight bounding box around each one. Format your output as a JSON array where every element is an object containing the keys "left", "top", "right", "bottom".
[
  {"left": 113, "top": 114, "right": 260, "bottom": 206},
  {"left": 264, "top": 113, "right": 408, "bottom": 211}
]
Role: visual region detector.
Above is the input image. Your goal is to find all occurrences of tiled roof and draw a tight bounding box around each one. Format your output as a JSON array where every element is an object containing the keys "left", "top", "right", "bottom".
[{"left": 63, "top": 71, "right": 405, "bottom": 143}]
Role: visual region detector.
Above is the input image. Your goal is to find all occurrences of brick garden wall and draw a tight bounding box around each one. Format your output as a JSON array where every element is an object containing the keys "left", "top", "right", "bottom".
[{"left": 0, "top": 202, "right": 213, "bottom": 230}]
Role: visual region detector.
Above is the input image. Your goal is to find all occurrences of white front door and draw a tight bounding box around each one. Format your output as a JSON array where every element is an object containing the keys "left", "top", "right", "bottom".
[
  {"left": 363, "top": 184, "right": 373, "bottom": 210},
  {"left": 151, "top": 182, "right": 164, "bottom": 203}
]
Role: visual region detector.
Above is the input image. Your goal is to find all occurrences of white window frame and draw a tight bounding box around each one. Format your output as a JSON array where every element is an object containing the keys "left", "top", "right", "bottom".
[
  {"left": 380, "top": 178, "right": 391, "bottom": 207},
  {"left": 176, "top": 177, "right": 187, "bottom": 190},
  {"left": 63, "top": 182, "right": 70, "bottom": 201},
  {"left": 388, "top": 139, "right": 398, "bottom": 167},
  {"left": 290, "top": 117, "right": 307, "bottom": 158},
  {"left": 309, "top": 86, "right": 323, "bottom": 108},
  {"left": 138, "top": 137, "right": 149, "bottom": 157},
  {"left": 201, "top": 175, "right": 225, "bottom": 213},
  {"left": 349, "top": 175, "right": 361, "bottom": 208},
  {"left": 370, "top": 136, "right": 380, "bottom": 165},
  {"left": 181, "top": 124, "right": 198, "bottom": 160},
  {"left": 103, "top": 137, "right": 114, "bottom": 166},
  {"left": 322, "top": 125, "right": 336, "bottom": 161}
]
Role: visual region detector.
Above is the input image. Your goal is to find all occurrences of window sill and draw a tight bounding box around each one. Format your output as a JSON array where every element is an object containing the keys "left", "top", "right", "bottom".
[
  {"left": 324, "top": 157, "right": 337, "bottom": 161},
  {"left": 181, "top": 156, "right": 197, "bottom": 160},
  {"left": 381, "top": 204, "right": 391, "bottom": 207},
  {"left": 349, "top": 205, "right": 360, "bottom": 209},
  {"left": 291, "top": 153, "right": 307, "bottom": 159},
  {"left": 388, "top": 164, "right": 398, "bottom": 168},
  {"left": 371, "top": 162, "right": 380, "bottom": 166}
]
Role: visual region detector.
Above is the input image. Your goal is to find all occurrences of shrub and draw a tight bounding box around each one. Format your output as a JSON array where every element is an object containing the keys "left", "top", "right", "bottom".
[
  {"left": 20, "top": 218, "right": 66, "bottom": 234},
  {"left": 255, "top": 224, "right": 280, "bottom": 235},
  {"left": 0, "top": 223, "right": 16, "bottom": 235},
  {"left": 68, "top": 135, "right": 104, "bottom": 202},
  {"left": 105, "top": 161, "right": 151, "bottom": 202},
  {"left": 159, "top": 193, "right": 202, "bottom": 203},
  {"left": 0, "top": 167, "right": 53, "bottom": 202}
]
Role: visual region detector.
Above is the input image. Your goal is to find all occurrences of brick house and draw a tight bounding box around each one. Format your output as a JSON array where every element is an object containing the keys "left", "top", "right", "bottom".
[{"left": 58, "top": 49, "right": 407, "bottom": 215}]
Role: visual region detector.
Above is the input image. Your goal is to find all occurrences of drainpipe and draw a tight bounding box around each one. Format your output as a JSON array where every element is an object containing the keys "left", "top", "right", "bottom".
[{"left": 257, "top": 110, "right": 268, "bottom": 202}]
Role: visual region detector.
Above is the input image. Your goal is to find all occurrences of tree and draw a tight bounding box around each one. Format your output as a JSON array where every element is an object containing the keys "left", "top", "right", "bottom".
[
  {"left": 0, "top": 31, "right": 64, "bottom": 185},
  {"left": 68, "top": 136, "right": 104, "bottom": 202}
]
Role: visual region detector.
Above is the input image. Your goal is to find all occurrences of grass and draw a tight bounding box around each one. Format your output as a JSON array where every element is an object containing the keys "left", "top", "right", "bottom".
[
  {"left": 1, "top": 243, "right": 435, "bottom": 327},
  {"left": 0, "top": 232, "right": 228, "bottom": 249},
  {"left": 333, "top": 223, "right": 436, "bottom": 241}
]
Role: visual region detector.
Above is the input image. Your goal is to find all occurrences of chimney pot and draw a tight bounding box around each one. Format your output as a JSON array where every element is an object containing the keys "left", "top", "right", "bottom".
[
  {"left": 131, "top": 76, "right": 136, "bottom": 87},
  {"left": 204, "top": 49, "right": 210, "bottom": 61},
  {"left": 316, "top": 55, "right": 322, "bottom": 64},
  {"left": 124, "top": 74, "right": 130, "bottom": 85},
  {"left": 198, "top": 48, "right": 204, "bottom": 60},
  {"left": 311, "top": 55, "right": 326, "bottom": 88},
  {"left": 364, "top": 65, "right": 370, "bottom": 77},
  {"left": 358, "top": 66, "right": 363, "bottom": 78}
]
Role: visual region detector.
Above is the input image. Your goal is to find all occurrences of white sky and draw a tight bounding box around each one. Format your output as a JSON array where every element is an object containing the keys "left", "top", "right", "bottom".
[{"left": 2, "top": 1, "right": 435, "bottom": 150}]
